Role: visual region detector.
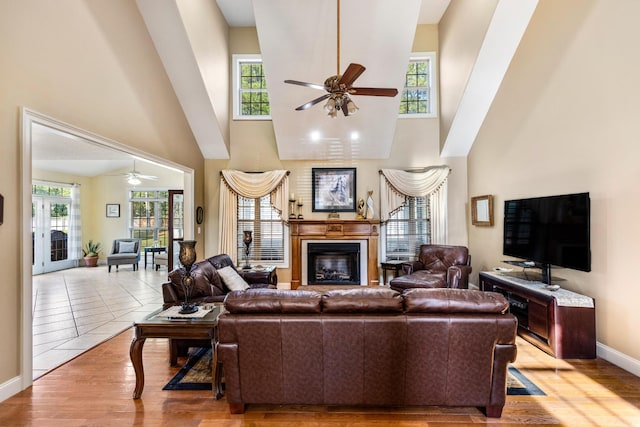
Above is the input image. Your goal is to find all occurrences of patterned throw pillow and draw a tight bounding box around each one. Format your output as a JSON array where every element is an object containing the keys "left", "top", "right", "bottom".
[{"left": 217, "top": 266, "right": 249, "bottom": 291}]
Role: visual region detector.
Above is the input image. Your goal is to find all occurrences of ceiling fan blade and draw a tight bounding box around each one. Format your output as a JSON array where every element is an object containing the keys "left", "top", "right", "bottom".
[
  {"left": 295, "top": 94, "right": 331, "bottom": 111},
  {"left": 338, "top": 63, "right": 366, "bottom": 87},
  {"left": 137, "top": 174, "right": 158, "bottom": 181},
  {"left": 285, "top": 80, "right": 325, "bottom": 91},
  {"left": 350, "top": 87, "right": 399, "bottom": 97}
]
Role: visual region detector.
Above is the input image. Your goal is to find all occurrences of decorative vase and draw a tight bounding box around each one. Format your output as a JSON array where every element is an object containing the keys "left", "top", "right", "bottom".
[{"left": 178, "top": 240, "right": 198, "bottom": 314}]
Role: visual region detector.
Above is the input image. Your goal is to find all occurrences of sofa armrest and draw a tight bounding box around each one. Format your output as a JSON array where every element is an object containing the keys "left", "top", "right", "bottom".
[
  {"left": 447, "top": 264, "right": 472, "bottom": 289},
  {"left": 402, "top": 261, "right": 423, "bottom": 275},
  {"left": 162, "top": 282, "right": 179, "bottom": 308}
]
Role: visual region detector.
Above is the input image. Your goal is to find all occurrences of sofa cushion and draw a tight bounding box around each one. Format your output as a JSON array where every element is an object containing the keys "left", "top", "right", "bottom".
[
  {"left": 322, "top": 287, "right": 403, "bottom": 313},
  {"left": 403, "top": 288, "right": 509, "bottom": 314},
  {"left": 168, "top": 261, "right": 226, "bottom": 299},
  {"left": 390, "top": 270, "right": 447, "bottom": 290},
  {"left": 118, "top": 241, "right": 136, "bottom": 253},
  {"left": 224, "top": 289, "right": 322, "bottom": 313}
]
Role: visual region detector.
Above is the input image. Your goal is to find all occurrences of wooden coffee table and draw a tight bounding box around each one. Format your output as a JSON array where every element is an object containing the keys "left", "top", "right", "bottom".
[{"left": 129, "top": 304, "right": 224, "bottom": 399}]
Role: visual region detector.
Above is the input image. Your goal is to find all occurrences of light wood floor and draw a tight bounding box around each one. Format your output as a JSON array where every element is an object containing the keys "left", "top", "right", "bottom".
[{"left": 1, "top": 331, "right": 640, "bottom": 426}]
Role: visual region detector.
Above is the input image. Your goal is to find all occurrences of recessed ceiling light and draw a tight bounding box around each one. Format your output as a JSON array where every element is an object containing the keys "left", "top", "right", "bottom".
[
  {"left": 350, "top": 132, "right": 359, "bottom": 141},
  {"left": 310, "top": 131, "right": 321, "bottom": 141}
]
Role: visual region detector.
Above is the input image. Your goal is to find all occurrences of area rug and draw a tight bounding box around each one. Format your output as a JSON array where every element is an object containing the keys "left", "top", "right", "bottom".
[{"left": 164, "top": 348, "right": 545, "bottom": 396}]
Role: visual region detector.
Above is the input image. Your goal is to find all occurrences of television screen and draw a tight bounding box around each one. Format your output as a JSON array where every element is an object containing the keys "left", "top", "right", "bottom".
[{"left": 503, "top": 192, "right": 591, "bottom": 272}]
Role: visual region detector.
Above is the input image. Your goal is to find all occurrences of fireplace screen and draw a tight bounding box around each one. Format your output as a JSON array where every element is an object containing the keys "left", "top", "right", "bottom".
[{"left": 307, "top": 243, "right": 360, "bottom": 285}]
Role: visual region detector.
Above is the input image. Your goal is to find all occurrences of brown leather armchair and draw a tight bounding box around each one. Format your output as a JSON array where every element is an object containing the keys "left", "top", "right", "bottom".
[{"left": 389, "top": 244, "right": 472, "bottom": 292}]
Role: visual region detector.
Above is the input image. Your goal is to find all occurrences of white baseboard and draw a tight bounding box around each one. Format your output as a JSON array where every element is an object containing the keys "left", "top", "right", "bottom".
[
  {"left": 597, "top": 341, "right": 640, "bottom": 377},
  {"left": 0, "top": 375, "right": 24, "bottom": 403}
]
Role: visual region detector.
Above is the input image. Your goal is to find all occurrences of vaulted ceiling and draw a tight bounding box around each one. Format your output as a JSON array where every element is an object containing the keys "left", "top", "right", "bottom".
[
  {"left": 135, "top": 0, "right": 538, "bottom": 161},
  {"left": 35, "top": 0, "right": 538, "bottom": 172}
]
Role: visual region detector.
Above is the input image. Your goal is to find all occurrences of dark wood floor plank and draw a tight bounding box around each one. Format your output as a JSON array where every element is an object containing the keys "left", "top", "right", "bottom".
[{"left": 1, "top": 329, "right": 640, "bottom": 425}]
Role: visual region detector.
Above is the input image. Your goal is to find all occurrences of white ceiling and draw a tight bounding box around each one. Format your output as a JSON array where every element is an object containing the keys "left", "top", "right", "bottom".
[{"left": 34, "top": 0, "right": 537, "bottom": 174}]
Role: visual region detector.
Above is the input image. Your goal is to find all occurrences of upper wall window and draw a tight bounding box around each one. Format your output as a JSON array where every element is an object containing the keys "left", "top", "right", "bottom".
[
  {"left": 232, "top": 54, "right": 271, "bottom": 120},
  {"left": 399, "top": 52, "right": 437, "bottom": 118}
]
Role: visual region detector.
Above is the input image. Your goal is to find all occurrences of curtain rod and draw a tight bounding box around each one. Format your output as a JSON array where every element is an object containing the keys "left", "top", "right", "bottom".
[
  {"left": 378, "top": 166, "right": 451, "bottom": 174},
  {"left": 220, "top": 170, "right": 290, "bottom": 176}
]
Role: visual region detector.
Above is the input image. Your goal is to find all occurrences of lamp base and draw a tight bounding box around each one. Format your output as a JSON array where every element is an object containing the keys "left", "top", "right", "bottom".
[
  {"left": 242, "top": 264, "right": 252, "bottom": 270},
  {"left": 179, "top": 302, "right": 198, "bottom": 314}
]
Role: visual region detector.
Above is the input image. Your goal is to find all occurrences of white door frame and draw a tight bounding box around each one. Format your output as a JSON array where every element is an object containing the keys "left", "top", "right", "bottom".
[{"left": 20, "top": 107, "right": 195, "bottom": 392}]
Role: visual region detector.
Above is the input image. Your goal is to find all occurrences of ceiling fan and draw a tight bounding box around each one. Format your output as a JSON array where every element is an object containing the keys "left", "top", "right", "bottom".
[
  {"left": 110, "top": 160, "right": 158, "bottom": 186},
  {"left": 284, "top": 0, "right": 398, "bottom": 117}
]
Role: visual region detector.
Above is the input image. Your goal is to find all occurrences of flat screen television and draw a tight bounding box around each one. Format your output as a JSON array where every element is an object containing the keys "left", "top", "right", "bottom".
[{"left": 503, "top": 192, "right": 591, "bottom": 284}]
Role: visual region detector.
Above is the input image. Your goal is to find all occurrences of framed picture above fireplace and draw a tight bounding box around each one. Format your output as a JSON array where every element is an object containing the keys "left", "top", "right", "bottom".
[{"left": 312, "top": 167, "right": 357, "bottom": 212}]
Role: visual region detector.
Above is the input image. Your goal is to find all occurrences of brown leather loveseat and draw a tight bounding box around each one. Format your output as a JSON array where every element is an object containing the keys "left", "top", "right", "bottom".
[
  {"left": 390, "top": 244, "right": 472, "bottom": 292},
  {"left": 218, "top": 287, "right": 517, "bottom": 417}
]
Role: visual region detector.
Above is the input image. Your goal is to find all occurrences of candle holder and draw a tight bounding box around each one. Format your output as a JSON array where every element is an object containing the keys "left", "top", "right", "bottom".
[
  {"left": 289, "top": 198, "right": 297, "bottom": 219},
  {"left": 297, "top": 201, "right": 304, "bottom": 219},
  {"left": 178, "top": 240, "right": 198, "bottom": 314},
  {"left": 242, "top": 230, "right": 253, "bottom": 269}
]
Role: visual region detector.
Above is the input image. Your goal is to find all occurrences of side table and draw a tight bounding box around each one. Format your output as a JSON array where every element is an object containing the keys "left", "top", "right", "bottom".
[
  {"left": 237, "top": 265, "right": 277, "bottom": 287},
  {"left": 144, "top": 246, "right": 167, "bottom": 269},
  {"left": 130, "top": 304, "right": 224, "bottom": 399},
  {"left": 380, "top": 260, "right": 405, "bottom": 286}
]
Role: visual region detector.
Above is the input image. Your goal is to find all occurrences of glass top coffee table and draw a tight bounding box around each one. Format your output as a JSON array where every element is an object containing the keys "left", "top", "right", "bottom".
[{"left": 130, "top": 304, "right": 224, "bottom": 399}]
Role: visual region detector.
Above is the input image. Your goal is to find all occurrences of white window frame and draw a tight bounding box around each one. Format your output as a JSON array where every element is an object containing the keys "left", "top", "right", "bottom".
[
  {"left": 399, "top": 52, "right": 438, "bottom": 119},
  {"left": 232, "top": 54, "right": 271, "bottom": 120}
]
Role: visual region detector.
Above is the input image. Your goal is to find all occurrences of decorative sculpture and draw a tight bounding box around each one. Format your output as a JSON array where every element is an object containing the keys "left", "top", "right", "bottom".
[
  {"left": 356, "top": 198, "right": 365, "bottom": 219},
  {"left": 366, "top": 190, "right": 375, "bottom": 219}
]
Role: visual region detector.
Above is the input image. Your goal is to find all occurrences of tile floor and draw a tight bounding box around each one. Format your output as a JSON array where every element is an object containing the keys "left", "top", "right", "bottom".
[{"left": 32, "top": 264, "right": 167, "bottom": 380}]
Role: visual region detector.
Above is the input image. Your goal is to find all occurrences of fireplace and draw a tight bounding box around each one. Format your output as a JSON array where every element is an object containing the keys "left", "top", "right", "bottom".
[
  {"left": 290, "top": 219, "right": 379, "bottom": 289},
  {"left": 307, "top": 243, "right": 360, "bottom": 285}
]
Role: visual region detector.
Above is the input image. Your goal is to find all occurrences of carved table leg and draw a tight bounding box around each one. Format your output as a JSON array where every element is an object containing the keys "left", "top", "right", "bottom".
[{"left": 130, "top": 335, "right": 146, "bottom": 399}]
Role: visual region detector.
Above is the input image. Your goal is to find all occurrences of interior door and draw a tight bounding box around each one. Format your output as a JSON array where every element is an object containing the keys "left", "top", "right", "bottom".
[
  {"left": 32, "top": 196, "right": 75, "bottom": 275},
  {"left": 168, "top": 190, "right": 184, "bottom": 270}
]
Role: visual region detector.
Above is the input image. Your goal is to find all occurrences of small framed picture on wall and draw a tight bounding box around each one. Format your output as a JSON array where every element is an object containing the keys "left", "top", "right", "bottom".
[{"left": 106, "top": 203, "right": 120, "bottom": 218}]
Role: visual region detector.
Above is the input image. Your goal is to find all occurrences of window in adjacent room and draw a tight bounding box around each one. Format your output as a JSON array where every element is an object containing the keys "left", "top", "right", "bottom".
[
  {"left": 233, "top": 54, "right": 271, "bottom": 120},
  {"left": 399, "top": 52, "right": 437, "bottom": 118},
  {"left": 237, "top": 195, "right": 287, "bottom": 266},
  {"left": 129, "top": 190, "right": 169, "bottom": 247},
  {"left": 385, "top": 196, "right": 430, "bottom": 260}
]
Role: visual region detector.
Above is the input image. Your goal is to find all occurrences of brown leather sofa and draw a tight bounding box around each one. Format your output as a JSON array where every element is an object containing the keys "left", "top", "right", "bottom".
[
  {"left": 218, "top": 287, "right": 517, "bottom": 417},
  {"left": 161, "top": 253, "right": 274, "bottom": 309},
  {"left": 389, "top": 244, "right": 472, "bottom": 292}
]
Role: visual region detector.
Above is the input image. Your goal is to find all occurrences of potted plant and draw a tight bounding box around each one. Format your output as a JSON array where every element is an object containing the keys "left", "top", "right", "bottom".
[{"left": 82, "top": 240, "right": 102, "bottom": 267}]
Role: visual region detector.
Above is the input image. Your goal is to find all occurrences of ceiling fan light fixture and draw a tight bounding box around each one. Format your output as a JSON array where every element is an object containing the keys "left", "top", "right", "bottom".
[
  {"left": 346, "top": 98, "right": 358, "bottom": 115},
  {"left": 324, "top": 97, "right": 336, "bottom": 113},
  {"left": 128, "top": 176, "right": 142, "bottom": 186}
]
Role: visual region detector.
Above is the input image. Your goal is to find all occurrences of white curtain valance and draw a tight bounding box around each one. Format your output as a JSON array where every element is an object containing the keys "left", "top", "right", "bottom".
[
  {"left": 379, "top": 166, "right": 450, "bottom": 244},
  {"left": 218, "top": 170, "right": 289, "bottom": 260}
]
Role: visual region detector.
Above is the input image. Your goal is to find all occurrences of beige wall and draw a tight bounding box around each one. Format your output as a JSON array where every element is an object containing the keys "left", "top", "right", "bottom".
[
  {"left": 204, "top": 24, "right": 469, "bottom": 284},
  {"left": 467, "top": 0, "right": 640, "bottom": 361},
  {"left": 0, "top": 0, "right": 204, "bottom": 386},
  {"left": 438, "top": 0, "right": 498, "bottom": 149}
]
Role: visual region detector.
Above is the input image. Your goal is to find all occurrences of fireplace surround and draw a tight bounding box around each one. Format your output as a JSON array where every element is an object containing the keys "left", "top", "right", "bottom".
[{"left": 290, "top": 219, "right": 380, "bottom": 289}]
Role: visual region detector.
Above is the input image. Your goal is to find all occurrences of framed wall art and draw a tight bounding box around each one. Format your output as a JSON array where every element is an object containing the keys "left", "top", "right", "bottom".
[
  {"left": 471, "top": 195, "right": 494, "bottom": 226},
  {"left": 106, "top": 203, "right": 120, "bottom": 218},
  {"left": 312, "top": 167, "right": 357, "bottom": 212}
]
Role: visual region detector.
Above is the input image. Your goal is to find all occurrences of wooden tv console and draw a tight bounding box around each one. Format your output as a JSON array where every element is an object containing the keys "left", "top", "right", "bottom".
[{"left": 479, "top": 271, "right": 596, "bottom": 359}]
